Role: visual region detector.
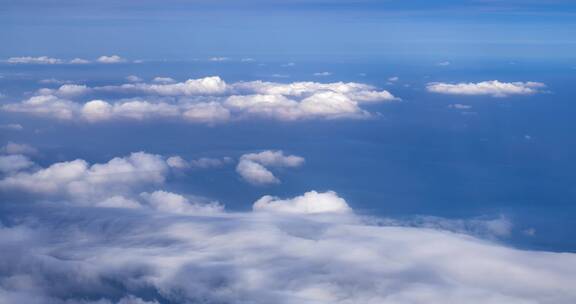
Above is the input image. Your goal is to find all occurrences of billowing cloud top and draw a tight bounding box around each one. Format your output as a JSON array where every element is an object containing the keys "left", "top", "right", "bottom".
[
  {"left": 427, "top": 80, "right": 545, "bottom": 97},
  {"left": 254, "top": 190, "right": 352, "bottom": 214},
  {"left": 2, "top": 76, "right": 399, "bottom": 124},
  {"left": 236, "top": 150, "right": 305, "bottom": 185}
]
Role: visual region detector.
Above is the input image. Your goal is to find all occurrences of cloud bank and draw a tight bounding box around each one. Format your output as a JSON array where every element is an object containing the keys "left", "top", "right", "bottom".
[
  {"left": 2, "top": 76, "right": 399, "bottom": 124},
  {"left": 1, "top": 150, "right": 576, "bottom": 303},
  {"left": 427, "top": 80, "right": 545, "bottom": 97}
]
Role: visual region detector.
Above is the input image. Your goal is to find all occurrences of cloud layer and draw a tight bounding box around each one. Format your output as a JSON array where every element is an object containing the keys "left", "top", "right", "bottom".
[
  {"left": 1, "top": 150, "right": 576, "bottom": 303},
  {"left": 2, "top": 76, "right": 399, "bottom": 124},
  {"left": 427, "top": 80, "right": 545, "bottom": 97}
]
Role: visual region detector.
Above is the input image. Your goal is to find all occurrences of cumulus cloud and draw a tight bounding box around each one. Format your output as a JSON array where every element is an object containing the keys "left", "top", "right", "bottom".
[
  {"left": 6, "top": 56, "right": 64, "bottom": 64},
  {"left": 97, "top": 55, "right": 127, "bottom": 64},
  {"left": 254, "top": 190, "right": 352, "bottom": 214},
  {"left": 3, "top": 76, "right": 398, "bottom": 124},
  {"left": 0, "top": 152, "right": 170, "bottom": 202},
  {"left": 427, "top": 80, "right": 546, "bottom": 97},
  {"left": 236, "top": 150, "right": 304, "bottom": 185}
]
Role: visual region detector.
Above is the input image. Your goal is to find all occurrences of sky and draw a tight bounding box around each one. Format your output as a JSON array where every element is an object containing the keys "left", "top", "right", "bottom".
[{"left": 1, "top": 1, "right": 576, "bottom": 303}]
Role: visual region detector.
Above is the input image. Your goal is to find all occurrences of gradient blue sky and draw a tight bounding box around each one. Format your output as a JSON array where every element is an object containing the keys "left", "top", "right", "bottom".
[{"left": 2, "top": 0, "right": 576, "bottom": 60}]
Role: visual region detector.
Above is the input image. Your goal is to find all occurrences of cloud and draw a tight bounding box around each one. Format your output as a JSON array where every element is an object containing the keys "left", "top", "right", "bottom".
[
  {"left": 0, "top": 124, "right": 23, "bottom": 131},
  {"left": 0, "top": 152, "right": 170, "bottom": 202},
  {"left": 5, "top": 56, "right": 64, "bottom": 64},
  {"left": 97, "top": 55, "right": 127, "bottom": 64},
  {"left": 0, "top": 155, "right": 34, "bottom": 173},
  {"left": 1, "top": 148, "right": 576, "bottom": 303},
  {"left": 427, "top": 80, "right": 546, "bottom": 97},
  {"left": 448, "top": 103, "right": 472, "bottom": 109},
  {"left": 236, "top": 150, "right": 304, "bottom": 185},
  {"left": 0, "top": 193, "right": 575, "bottom": 303},
  {"left": 209, "top": 57, "right": 230, "bottom": 62},
  {"left": 1, "top": 142, "right": 37, "bottom": 155},
  {"left": 126, "top": 75, "right": 143, "bottom": 82},
  {"left": 313, "top": 72, "right": 332, "bottom": 76},
  {"left": 152, "top": 77, "right": 176, "bottom": 84},
  {"left": 388, "top": 76, "right": 399, "bottom": 82},
  {"left": 190, "top": 157, "right": 233, "bottom": 169},
  {"left": 254, "top": 190, "right": 352, "bottom": 214},
  {"left": 437, "top": 61, "right": 451, "bottom": 66},
  {"left": 3, "top": 77, "right": 398, "bottom": 124},
  {"left": 69, "top": 58, "right": 91, "bottom": 64}
]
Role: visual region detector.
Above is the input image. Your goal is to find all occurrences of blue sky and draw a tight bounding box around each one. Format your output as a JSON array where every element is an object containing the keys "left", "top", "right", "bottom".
[{"left": 1, "top": 1, "right": 576, "bottom": 303}]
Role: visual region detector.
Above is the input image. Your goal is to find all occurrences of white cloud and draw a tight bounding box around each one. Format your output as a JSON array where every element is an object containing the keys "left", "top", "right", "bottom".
[
  {"left": 427, "top": 80, "right": 546, "bottom": 97},
  {"left": 209, "top": 57, "right": 230, "bottom": 62},
  {"left": 241, "top": 58, "right": 255, "bottom": 62},
  {"left": 0, "top": 155, "right": 34, "bottom": 173},
  {"left": 126, "top": 75, "right": 143, "bottom": 82},
  {"left": 449, "top": 103, "right": 473, "bottom": 109},
  {"left": 0, "top": 152, "right": 170, "bottom": 202},
  {"left": 69, "top": 58, "right": 91, "bottom": 64},
  {"left": 190, "top": 157, "right": 233, "bottom": 169},
  {"left": 0, "top": 124, "right": 23, "bottom": 131},
  {"left": 152, "top": 77, "right": 176, "bottom": 84},
  {"left": 388, "top": 76, "right": 399, "bottom": 82},
  {"left": 97, "top": 55, "right": 126, "bottom": 64},
  {"left": 236, "top": 150, "right": 304, "bottom": 185},
  {"left": 437, "top": 61, "right": 451, "bottom": 66},
  {"left": 166, "top": 156, "right": 189, "bottom": 169},
  {"left": 3, "top": 77, "right": 398, "bottom": 124},
  {"left": 313, "top": 72, "right": 332, "bottom": 77},
  {"left": 0, "top": 194, "right": 575, "bottom": 303},
  {"left": 1, "top": 142, "right": 37, "bottom": 155},
  {"left": 140, "top": 190, "right": 223, "bottom": 215},
  {"left": 254, "top": 190, "right": 352, "bottom": 214},
  {"left": 6, "top": 56, "right": 63, "bottom": 64}
]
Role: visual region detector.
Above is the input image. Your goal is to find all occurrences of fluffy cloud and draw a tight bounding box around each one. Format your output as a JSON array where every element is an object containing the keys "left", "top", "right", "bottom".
[
  {"left": 97, "top": 55, "right": 127, "bottom": 63},
  {"left": 427, "top": 80, "right": 546, "bottom": 97},
  {"left": 236, "top": 150, "right": 304, "bottom": 185},
  {"left": 3, "top": 77, "right": 398, "bottom": 124},
  {"left": 254, "top": 190, "right": 352, "bottom": 214},
  {"left": 0, "top": 152, "right": 169, "bottom": 201},
  {"left": 6, "top": 56, "right": 63, "bottom": 64}
]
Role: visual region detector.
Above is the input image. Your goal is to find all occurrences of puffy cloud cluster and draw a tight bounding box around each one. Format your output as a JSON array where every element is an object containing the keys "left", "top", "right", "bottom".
[
  {"left": 0, "top": 151, "right": 222, "bottom": 214},
  {"left": 2, "top": 76, "right": 398, "bottom": 124},
  {"left": 427, "top": 80, "right": 546, "bottom": 97},
  {"left": 236, "top": 150, "right": 304, "bottom": 185}
]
